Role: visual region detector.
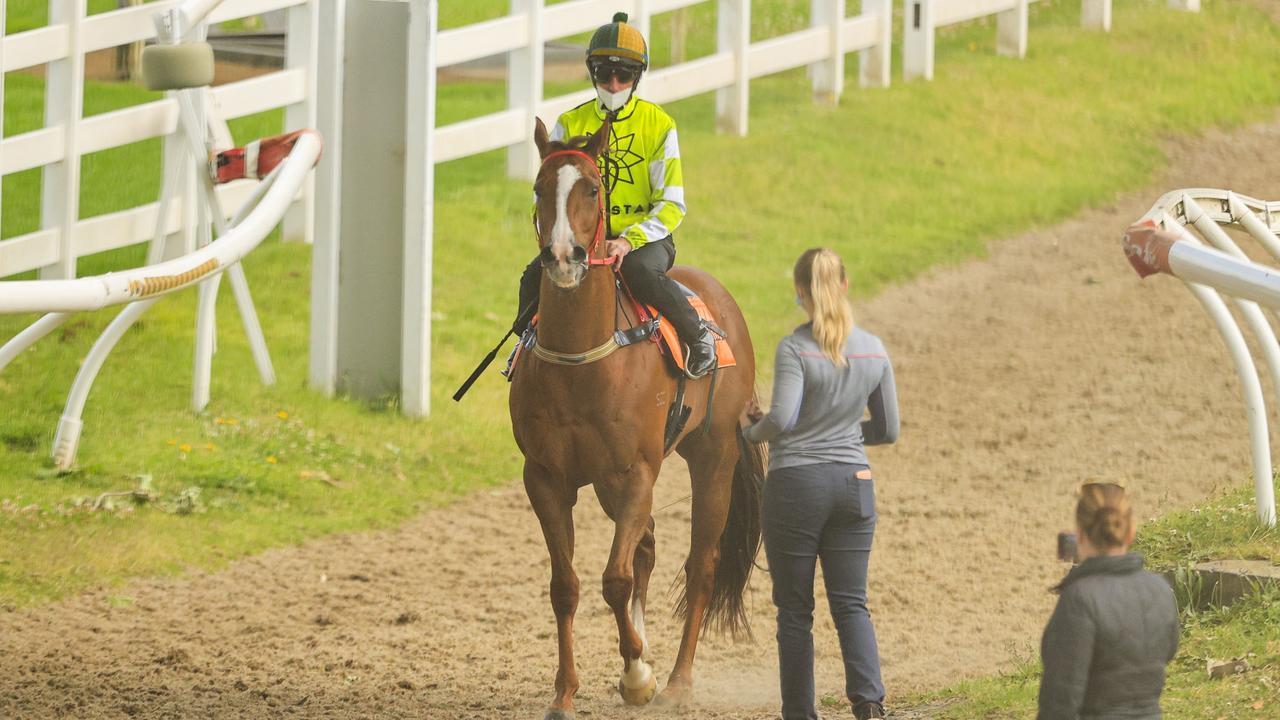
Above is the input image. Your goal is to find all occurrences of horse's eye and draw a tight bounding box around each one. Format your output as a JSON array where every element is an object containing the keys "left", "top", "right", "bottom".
[{"left": 589, "top": 186, "right": 599, "bottom": 197}]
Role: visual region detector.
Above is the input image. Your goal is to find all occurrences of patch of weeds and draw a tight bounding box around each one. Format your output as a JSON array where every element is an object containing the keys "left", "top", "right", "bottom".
[{"left": 158, "top": 486, "right": 205, "bottom": 515}]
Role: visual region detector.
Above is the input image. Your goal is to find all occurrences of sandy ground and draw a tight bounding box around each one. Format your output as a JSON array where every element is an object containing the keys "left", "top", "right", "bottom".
[{"left": 2, "top": 113, "right": 1280, "bottom": 718}]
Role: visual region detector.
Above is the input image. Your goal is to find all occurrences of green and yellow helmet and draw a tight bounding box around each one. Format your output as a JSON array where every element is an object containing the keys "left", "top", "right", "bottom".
[{"left": 587, "top": 12, "right": 649, "bottom": 71}]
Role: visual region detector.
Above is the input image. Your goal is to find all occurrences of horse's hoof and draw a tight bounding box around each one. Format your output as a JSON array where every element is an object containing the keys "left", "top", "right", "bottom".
[
  {"left": 654, "top": 683, "right": 692, "bottom": 708},
  {"left": 618, "top": 659, "right": 657, "bottom": 706},
  {"left": 543, "top": 709, "right": 575, "bottom": 720}
]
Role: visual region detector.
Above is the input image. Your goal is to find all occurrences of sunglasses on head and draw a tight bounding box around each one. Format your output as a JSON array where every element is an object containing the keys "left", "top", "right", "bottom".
[{"left": 591, "top": 64, "right": 639, "bottom": 84}]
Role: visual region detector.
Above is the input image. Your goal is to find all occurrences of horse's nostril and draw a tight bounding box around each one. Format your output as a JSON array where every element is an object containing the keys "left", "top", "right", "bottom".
[
  {"left": 571, "top": 246, "right": 587, "bottom": 264},
  {"left": 539, "top": 246, "right": 555, "bottom": 266}
]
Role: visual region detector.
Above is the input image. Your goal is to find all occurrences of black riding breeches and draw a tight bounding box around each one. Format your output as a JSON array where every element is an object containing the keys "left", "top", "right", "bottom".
[{"left": 515, "top": 236, "right": 703, "bottom": 342}]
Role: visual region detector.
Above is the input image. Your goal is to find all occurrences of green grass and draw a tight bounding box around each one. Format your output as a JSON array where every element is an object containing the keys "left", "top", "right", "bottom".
[
  {"left": 2, "top": 0, "right": 1280, "bottom": 607},
  {"left": 898, "top": 492, "right": 1280, "bottom": 718},
  {"left": 1134, "top": 487, "right": 1280, "bottom": 570}
]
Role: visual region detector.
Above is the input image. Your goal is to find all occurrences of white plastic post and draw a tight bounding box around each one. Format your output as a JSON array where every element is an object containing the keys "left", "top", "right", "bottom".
[
  {"left": 1229, "top": 195, "right": 1280, "bottom": 262},
  {"left": 53, "top": 299, "right": 161, "bottom": 469},
  {"left": 311, "top": 0, "right": 346, "bottom": 395},
  {"left": 902, "top": 0, "right": 934, "bottom": 81},
  {"left": 996, "top": 0, "right": 1028, "bottom": 59},
  {"left": 39, "top": 0, "right": 88, "bottom": 280},
  {"left": 1169, "top": 0, "right": 1199, "bottom": 12},
  {"left": 715, "top": 0, "right": 749, "bottom": 136},
  {"left": 810, "top": 0, "right": 845, "bottom": 106},
  {"left": 632, "top": 0, "right": 651, "bottom": 56},
  {"left": 860, "top": 0, "right": 891, "bottom": 88},
  {"left": 282, "top": 0, "right": 318, "bottom": 243},
  {"left": 402, "top": 0, "right": 438, "bottom": 417},
  {"left": 1165, "top": 217, "right": 1276, "bottom": 527},
  {"left": 1081, "top": 0, "right": 1111, "bottom": 31},
  {"left": 507, "top": 0, "right": 545, "bottom": 181},
  {"left": 0, "top": 314, "right": 70, "bottom": 373}
]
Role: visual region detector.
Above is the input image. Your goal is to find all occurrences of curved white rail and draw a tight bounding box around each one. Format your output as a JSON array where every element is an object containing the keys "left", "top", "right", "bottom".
[
  {"left": 0, "top": 132, "right": 320, "bottom": 315},
  {"left": 1125, "top": 189, "right": 1280, "bottom": 527}
]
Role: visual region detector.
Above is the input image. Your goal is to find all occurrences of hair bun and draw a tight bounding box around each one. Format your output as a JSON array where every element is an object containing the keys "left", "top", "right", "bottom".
[{"left": 613, "top": 12, "right": 629, "bottom": 23}]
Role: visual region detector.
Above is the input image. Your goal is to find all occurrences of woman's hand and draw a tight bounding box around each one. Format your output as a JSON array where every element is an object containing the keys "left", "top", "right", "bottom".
[{"left": 745, "top": 397, "right": 765, "bottom": 423}]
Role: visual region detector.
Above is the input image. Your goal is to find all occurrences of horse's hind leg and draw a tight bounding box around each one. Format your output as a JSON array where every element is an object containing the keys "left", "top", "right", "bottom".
[
  {"left": 524, "top": 466, "right": 581, "bottom": 720},
  {"left": 659, "top": 438, "right": 737, "bottom": 706},
  {"left": 595, "top": 471, "right": 659, "bottom": 706}
]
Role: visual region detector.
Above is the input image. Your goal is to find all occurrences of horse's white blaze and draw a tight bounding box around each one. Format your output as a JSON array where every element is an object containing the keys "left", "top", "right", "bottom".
[
  {"left": 550, "top": 164, "right": 582, "bottom": 257},
  {"left": 631, "top": 598, "right": 648, "bottom": 657}
]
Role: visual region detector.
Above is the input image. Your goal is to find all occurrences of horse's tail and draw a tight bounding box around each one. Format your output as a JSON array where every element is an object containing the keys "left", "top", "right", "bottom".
[{"left": 675, "top": 419, "right": 766, "bottom": 640}]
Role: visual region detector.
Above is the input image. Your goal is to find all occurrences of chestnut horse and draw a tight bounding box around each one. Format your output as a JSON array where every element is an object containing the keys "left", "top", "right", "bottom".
[{"left": 509, "top": 118, "right": 765, "bottom": 720}]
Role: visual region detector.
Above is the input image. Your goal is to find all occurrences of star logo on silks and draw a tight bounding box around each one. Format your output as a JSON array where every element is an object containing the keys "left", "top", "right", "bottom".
[{"left": 599, "top": 128, "right": 644, "bottom": 193}]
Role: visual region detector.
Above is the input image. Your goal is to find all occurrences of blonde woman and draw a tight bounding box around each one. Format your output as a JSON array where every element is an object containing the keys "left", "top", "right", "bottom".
[
  {"left": 744, "top": 248, "right": 898, "bottom": 720},
  {"left": 1038, "top": 483, "right": 1179, "bottom": 719}
]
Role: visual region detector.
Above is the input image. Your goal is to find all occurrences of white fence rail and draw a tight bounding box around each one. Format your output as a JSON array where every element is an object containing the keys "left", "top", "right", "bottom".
[
  {"left": 0, "top": 0, "right": 317, "bottom": 280},
  {"left": 1123, "top": 190, "right": 1280, "bottom": 527},
  {"left": 431, "top": 0, "right": 893, "bottom": 179},
  {"left": 902, "top": 0, "right": 1116, "bottom": 81}
]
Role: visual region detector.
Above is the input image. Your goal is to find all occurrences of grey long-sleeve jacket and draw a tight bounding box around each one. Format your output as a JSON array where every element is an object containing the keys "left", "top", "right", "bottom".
[
  {"left": 1038, "top": 553, "right": 1179, "bottom": 720},
  {"left": 743, "top": 323, "right": 897, "bottom": 471}
]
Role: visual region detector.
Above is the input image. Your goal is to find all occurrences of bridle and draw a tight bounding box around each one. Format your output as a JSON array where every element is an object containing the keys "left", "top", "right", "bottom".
[
  {"left": 535, "top": 149, "right": 616, "bottom": 268},
  {"left": 530, "top": 147, "right": 623, "bottom": 366}
]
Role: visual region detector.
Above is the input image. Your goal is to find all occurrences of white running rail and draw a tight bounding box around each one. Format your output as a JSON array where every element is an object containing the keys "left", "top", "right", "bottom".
[{"left": 1123, "top": 189, "right": 1280, "bottom": 527}]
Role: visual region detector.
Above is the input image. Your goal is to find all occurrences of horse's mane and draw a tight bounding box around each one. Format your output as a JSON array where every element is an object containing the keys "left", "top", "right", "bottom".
[{"left": 545, "top": 134, "right": 592, "bottom": 154}]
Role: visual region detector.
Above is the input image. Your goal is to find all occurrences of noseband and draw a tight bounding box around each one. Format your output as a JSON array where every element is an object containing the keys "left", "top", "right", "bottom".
[{"left": 536, "top": 149, "right": 616, "bottom": 269}]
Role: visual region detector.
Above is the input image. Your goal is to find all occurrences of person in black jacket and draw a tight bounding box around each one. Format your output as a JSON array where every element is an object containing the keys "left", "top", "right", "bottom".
[{"left": 1038, "top": 483, "right": 1180, "bottom": 720}]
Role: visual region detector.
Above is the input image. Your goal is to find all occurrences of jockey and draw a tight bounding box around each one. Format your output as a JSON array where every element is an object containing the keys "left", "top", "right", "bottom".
[{"left": 513, "top": 11, "right": 718, "bottom": 379}]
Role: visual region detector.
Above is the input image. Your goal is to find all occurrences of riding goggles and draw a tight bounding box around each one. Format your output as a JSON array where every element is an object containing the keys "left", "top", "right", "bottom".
[{"left": 590, "top": 63, "right": 640, "bottom": 85}]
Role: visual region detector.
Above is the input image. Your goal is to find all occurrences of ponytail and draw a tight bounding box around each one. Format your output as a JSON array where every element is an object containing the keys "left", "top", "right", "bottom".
[
  {"left": 794, "top": 248, "right": 853, "bottom": 367},
  {"left": 1076, "top": 483, "right": 1133, "bottom": 550}
]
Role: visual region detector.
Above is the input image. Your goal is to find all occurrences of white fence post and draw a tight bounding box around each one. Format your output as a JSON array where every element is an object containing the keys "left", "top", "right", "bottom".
[
  {"left": 902, "top": 0, "right": 934, "bottom": 81},
  {"left": 633, "top": 0, "right": 651, "bottom": 53},
  {"left": 507, "top": 0, "right": 545, "bottom": 180},
  {"left": 996, "top": 0, "right": 1028, "bottom": 59},
  {"left": 311, "top": 0, "right": 346, "bottom": 395},
  {"left": 402, "top": 0, "right": 437, "bottom": 417},
  {"left": 282, "top": 0, "right": 317, "bottom": 243},
  {"left": 39, "top": 0, "right": 88, "bottom": 280},
  {"left": 810, "top": 0, "right": 845, "bottom": 105},
  {"left": 860, "top": 0, "right": 891, "bottom": 88},
  {"left": 1081, "top": 0, "right": 1111, "bottom": 30},
  {"left": 715, "top": 0, "right": 749, "bottom": 136},
  {"left": 1169, "top": 0, "right": 1199, "bottom": 11},
  {"left": 0, "top": 10, "right": 6, "bottom": 241}
]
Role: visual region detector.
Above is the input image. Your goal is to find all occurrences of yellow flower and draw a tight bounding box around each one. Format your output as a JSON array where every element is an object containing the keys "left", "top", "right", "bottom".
[
  {"left": 166, "top": 439, "right": 178, "bottom": 446},
  {"left": 276, "top": 411, "right": 289, "bottom": 420},
  {"left": 204, "top": 443, "right": 216, "bottom": 451},
  {"left": 266, "top": 456, "right": 278, "bottom": 464},
  {"left": 179, "top": 443, "right": 192, "bottom": 453}
]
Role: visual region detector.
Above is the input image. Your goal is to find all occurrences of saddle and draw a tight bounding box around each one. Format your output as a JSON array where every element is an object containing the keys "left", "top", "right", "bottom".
[
  {"left": 507, "top": 280, "right": 736, "bottom": 379},
  {"left": 506, "top": 280, "right": 736, "bottom": 452}
]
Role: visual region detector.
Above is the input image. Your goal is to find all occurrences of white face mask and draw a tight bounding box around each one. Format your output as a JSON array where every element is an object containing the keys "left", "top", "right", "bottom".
[{"left": 595, "top": 85, "right": 633, "bottom": 112}]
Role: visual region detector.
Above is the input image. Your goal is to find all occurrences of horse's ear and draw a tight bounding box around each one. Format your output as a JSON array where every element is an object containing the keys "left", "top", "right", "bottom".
[
  {"left": 534, "top": 117, "right": 550, "bottom": 159},
  {"left": 585, "top": 120, "right": 611, "bottom": 159}
]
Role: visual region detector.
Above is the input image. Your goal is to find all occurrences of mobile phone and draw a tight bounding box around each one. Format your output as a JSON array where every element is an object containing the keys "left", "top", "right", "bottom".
[{"left": 1057, "top": 532, "right": 1078, "bottom": 563}]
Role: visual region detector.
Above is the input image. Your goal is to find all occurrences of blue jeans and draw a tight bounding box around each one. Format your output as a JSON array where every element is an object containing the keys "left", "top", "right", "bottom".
[{"left": 763, "top": 462, "right": 884, "bottom": 720}]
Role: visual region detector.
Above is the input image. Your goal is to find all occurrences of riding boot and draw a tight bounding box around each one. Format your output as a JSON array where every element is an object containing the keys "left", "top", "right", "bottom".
[
  {"left": 513, "top": 255, "right": 542, "bottom": 335},
  {"left": 617, "top": 238, "right": 718, "bottom": 379}
]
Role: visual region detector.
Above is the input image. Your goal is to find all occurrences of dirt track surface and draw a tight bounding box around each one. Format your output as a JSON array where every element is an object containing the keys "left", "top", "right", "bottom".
[{"left": 3, "top": 116, "right": 1280, "bottom": 719}]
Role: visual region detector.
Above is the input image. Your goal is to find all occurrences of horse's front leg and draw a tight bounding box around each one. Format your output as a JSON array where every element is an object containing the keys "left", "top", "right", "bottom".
[
  {"left": 524, "top": 465, "right": 580, "bottom": 720},
  {"left": 596, "top": 469, "right": 658, "bottom": 706}
]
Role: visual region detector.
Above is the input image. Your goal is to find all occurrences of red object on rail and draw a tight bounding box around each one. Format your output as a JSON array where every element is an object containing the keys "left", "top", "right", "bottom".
[
  {"left": 213, "top": 129, "right": 322, "bottom": 184},
  {"left": 1122, "top": 220, "right": 1177, "bottom": 279}
]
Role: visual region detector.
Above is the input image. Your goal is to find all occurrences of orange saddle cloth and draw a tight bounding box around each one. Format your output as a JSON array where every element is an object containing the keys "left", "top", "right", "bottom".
[{"left": 646, "top": 295, "right": 736, "bottom": 374}]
